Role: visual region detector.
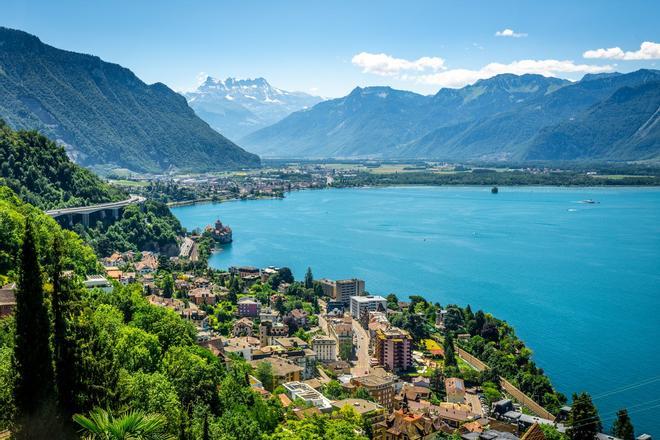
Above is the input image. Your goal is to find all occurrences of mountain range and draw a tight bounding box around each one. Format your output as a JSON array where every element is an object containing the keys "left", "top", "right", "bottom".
[
  {"left": 185, "top": 76, "right": 322, "bottom": 141},
  {"left": 0, "top": 27, "right": 259, "bottom": 173},
  {"left": 242, "top": 70, "right": 660, "bottom": 161}
]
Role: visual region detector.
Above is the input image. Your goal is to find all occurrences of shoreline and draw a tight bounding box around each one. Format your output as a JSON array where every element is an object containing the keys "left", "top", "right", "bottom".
[{"left": 167, "top": 183, "right": 660, "bottom": 209}]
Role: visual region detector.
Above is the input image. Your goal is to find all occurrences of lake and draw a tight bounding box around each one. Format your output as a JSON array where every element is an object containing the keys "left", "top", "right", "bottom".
[{"left": 172, "top": 186, "right": 660, "bottom": 434}]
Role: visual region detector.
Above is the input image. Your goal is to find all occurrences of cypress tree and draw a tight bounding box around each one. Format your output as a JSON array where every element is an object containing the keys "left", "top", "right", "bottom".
[
  {"left": 304, "top": 267, "right": 314, "bottom": 289},
  {"left": 443, "top": 333, "right": 457, "bottom": 367},
  {"left": 612, "top": 409, "right": 634, "bottom": 440},
  {"left": 13, "top": 217, "right": 55, "bottom": 415},
  {"left": 51, "top": 234, "right": 77, "bottom": 414},
  {"left": 567, "top": 392, "right": 601, "bottom": 440},
  {"left": 202, "top": 412, "right": 210, "bottom": 440}
]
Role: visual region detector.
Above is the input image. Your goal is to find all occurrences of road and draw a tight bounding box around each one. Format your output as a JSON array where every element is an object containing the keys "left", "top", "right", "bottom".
[
  {"left": 45, "top": 195, "right": 145, "bottom": 218},
  {"left": 351, "top": 318, "right": 371, "bottom": 377}
]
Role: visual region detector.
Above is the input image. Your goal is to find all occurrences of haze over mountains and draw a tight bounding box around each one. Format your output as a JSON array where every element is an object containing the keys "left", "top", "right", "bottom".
[
  {"left": 242, "top": 70, "right": 660, "bottom": 161},
  {"left": 0, "top": 27, "right": 259, "bottom": 173},
  {"left": 185, "top": 77, "right": 322, "bottom": 141}
]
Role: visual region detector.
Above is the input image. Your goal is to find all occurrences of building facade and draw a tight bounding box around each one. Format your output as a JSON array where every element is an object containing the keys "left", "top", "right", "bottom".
[
  {"left": 374, "top": 327, "right": 413, "bottom": 373},
  {"left": 311, "top": 335, "right": 337, "bottom": 362},
  {"left": 336, "top": 278, "right": 365, "bottom": 304},
  {"left": 350, "top": 295, "right": 387, "bottom": 319}
]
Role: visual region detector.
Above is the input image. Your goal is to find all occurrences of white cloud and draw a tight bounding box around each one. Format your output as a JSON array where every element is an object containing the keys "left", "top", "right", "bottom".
[
  {"left": 495, "top": 28, "right": 527, "bottom": 38},
  {"left": 418, "top": 59, "right": 614, "bottom": 88},
  {"left": 351, "top": 52, "right": 445, "bottom": 76},
  {"left": 583, "top": 41, "right": 660, "bottom": 60}
]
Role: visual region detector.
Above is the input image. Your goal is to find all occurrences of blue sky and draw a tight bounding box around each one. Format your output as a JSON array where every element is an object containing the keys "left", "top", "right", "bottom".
[{"left": 3, "top": 0, "right": 659, "bottom": 97}]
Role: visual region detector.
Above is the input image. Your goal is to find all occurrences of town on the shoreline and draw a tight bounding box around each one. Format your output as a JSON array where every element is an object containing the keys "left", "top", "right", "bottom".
[
  {"left": 17, "top": 239, "right": 643, "bottom": 440},
  {"left": 107, "top": 160, "right": 660, "bottom": 207}
]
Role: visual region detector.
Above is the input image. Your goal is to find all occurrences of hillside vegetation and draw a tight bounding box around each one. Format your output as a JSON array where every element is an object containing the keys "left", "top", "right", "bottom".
[
  {"left": 0, "top": 27, "right": 260, "bottom": 173},
  {"left": 0, "top": 120, "right": 125, "bottom": 210}
]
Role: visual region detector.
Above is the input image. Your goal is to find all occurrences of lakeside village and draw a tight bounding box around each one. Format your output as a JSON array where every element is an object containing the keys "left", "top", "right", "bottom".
[
  {"left": 111, "top": 161, "right": 660, "bottom": 207},
  {"left": 1, "top": 216, "right": 648, "bottom": 440}
]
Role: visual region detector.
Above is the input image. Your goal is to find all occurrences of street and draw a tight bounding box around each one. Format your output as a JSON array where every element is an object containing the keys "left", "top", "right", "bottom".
[{"left": 351, "top": 318, "right": 371, "bottom": 377}]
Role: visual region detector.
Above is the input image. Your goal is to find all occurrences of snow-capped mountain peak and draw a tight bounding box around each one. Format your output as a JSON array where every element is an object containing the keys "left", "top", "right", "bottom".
[{"left": 185, "top": 75, "right": 323, "bottom": 141}]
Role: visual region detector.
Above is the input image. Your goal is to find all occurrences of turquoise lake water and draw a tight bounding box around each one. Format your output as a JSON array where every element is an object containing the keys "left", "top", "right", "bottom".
[{"left": 172, "top": 186, "right": 660, "bottom": 434}]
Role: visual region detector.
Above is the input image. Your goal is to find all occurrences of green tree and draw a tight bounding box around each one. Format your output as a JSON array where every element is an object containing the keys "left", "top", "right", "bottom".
[
  {"left": 612, "top": 408, "right": 634, "bottom": 440},
  {"left": 354, "top": 387, "right": 371, "bottom": 401},
  {"left": 539, "top": 424, "right": 568, "bottom": 440},
  {"left": 304, "top": 267, "right": 314, "bottom": 289},
  {"left": 161, "top": 273, "right": 174, "bottom": 299},
  {"left": 73, "top": 408, "right": 174, "bottom": 440},
  {"left": 567, "top": 392, "right": 601, "bottom": 440},
  {"left": 278, "top": 267, "right": 294, "bottom": 284},
  {"left": 255, "top": 361, "right": 274, "bottom": 392},
  {"left": 13, "top": 217, "right": 55, "bottom": 416},
  {"left": 118, "top": 371, "right": 181, "bottom": 436},
  {"left": 386, "top": 293, "right": 399, "bottom": 310},
  {"left": 443, "top": 333, "right": 457, "bottom": 368},
  {"left": 323, "top": 380, "right": 346, "bottom": 400}
]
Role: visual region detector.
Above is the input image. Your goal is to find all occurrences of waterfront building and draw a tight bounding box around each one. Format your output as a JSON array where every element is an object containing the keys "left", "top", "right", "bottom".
[
  {"left": 317, "top": 278, "right": 337, "bottom": 298},
  {"left": 336, "top": 278, "right": 365, "bottom": 305},
  {"left": 311, "top": 335, "right": 337, "bottom": 362},
  {"left": 374, "top": 327, "right": 413, "bottom": 373},
  {"left": 350, "top": 295, "right": 387, "bottom": 319}
]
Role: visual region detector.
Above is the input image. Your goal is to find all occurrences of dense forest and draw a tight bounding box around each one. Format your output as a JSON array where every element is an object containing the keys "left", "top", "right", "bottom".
[
  {"left": 0, "top": 120, "right": 125, "bottom": 210},
  {"left": 74, "top": 201, "right": 184, "bottom": 257}
]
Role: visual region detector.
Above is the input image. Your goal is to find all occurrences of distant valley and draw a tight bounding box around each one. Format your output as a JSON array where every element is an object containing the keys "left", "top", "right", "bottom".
[{"left": 185, "top": 76, "right": 323, "bottom": 141}]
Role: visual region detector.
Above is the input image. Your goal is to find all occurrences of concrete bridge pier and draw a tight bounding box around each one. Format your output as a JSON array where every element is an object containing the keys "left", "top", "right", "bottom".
[
  {"left": 100, "top": 210, "right": 106, "bottom": 219},
  {"left": 82, "top": 213, "right": 90, "bottom": 227},
  {"left": 68, "top": 214, "right": 73, "bottom": 227},
  {"left": 112, "top": 208, "right": 119, "bottom": 220}
]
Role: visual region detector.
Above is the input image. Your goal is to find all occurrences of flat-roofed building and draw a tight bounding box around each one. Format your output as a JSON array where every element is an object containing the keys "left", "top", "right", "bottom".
[
  {"left": 350, "top": 295, "right": 387, "bottom": 319},
  {"left": 374, "top": 327, "right": 413, "bottom": 373},
  {"left": 283, "top": 381, "right": 333, "bottom": 412},
  {"left": 332, "top": 398, "right": 385, "bottom": 426},
  {"left": 336, "top": 278, "right": 365, "bottom": 305},
  {"left": 311, "top": 335, "right": 337, "bottom": 362},
  {"left": 83, "top": 275, "right": 112, "bottom": 292},
  {"left": 317, "top": 278, "right": 337, "bottom": 298}
]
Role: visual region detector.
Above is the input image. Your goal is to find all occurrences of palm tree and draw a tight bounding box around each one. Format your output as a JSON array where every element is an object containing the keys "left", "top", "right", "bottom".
[{"left": 73, "top": 408, "right": 175, "bottom": 440}]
